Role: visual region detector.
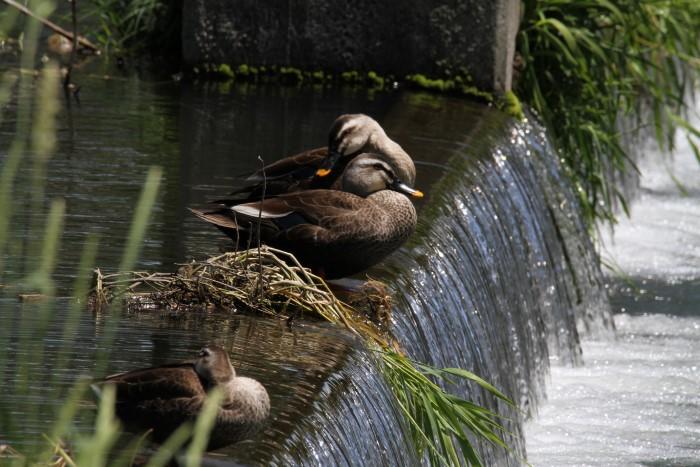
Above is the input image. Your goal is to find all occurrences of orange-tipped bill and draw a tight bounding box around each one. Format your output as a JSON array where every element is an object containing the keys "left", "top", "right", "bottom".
[
  {"left": 315, "top": 150, "right": 343, "bottom": 178},
  {"left": 392, "top": 181, "right": 424, "bottom": 198}
]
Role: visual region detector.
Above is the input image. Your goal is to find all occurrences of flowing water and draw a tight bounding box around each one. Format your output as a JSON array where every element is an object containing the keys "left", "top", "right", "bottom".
[
  {"left": 2, "top": 61, "right": 613, "bottom": 465},
  {"left": 525, "top": 107, "right": 700, "bottom": 466}
]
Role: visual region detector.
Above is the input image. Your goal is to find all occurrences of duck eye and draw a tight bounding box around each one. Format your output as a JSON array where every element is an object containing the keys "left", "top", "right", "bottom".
[
  {"left": 199, "top": 348, "right": 210, "bottom": 358},
  {"left": 373, "top": 163, "right": 385, "bottom": 171}
]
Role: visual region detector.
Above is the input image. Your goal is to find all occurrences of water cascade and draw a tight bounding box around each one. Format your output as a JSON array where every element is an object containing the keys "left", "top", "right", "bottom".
[{"left": 240, "top": 97, "right": 613, "bottom": 465}]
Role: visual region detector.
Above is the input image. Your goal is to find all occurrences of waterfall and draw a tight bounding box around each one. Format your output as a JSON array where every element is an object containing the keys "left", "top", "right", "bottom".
[{"left": 251, "top": 100, "right": 613, "bottom": 465}]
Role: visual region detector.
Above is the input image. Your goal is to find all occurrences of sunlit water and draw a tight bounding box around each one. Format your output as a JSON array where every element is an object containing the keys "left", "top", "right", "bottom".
[
  {"left": 2, "top": 59, "right": 611, "bottom": 465},
  {"left": 525, "top": 107, "right": 700, "bottom": 466}
]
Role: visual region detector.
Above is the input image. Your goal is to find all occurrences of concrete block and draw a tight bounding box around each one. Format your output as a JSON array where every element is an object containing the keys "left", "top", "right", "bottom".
[{"left": 182, "top": 0, "right": 520, "bottom": 92}]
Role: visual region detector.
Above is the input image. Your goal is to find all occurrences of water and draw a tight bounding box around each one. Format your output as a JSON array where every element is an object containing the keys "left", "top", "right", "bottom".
[
  {"left": 2, "top": 61, "right": 611, "bottom": 465},
  {"left": 525, "top": 107, "right": 700, "bottom": 465}
]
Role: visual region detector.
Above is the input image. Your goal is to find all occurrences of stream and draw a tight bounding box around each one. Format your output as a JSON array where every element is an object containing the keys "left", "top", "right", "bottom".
[
  {"left": 525, "top": 106, "right": 700, "bottom": 466},
  {"left": 3, "top": 65, "right": 688, "bottom": 466}
]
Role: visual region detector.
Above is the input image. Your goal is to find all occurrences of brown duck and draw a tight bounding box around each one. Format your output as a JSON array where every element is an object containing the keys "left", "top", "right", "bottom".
[
  {"left": 95, "top": 346, "right": 270, "bottom": 449},
  {"left": 192, "top": 154, "right": 422, "bottom": 279},
  {"left": 231, "top": 114, "right": 416, "bottom": 201}
]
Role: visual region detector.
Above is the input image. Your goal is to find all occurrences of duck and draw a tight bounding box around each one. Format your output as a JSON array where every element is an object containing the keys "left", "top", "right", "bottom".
[
  {"left": 230, "top": 114, "right": 416, "bottom": 201},
  {"left": 191, "top": 154, "right": 422, "bottom": 279},
  {"left": 94, "top": 346, "right": 270, "bottom": 450}
]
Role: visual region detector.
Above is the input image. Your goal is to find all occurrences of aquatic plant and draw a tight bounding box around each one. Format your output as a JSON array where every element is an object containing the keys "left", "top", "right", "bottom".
[
  {"left": 406, "top": 73, "right": 495, "bottom": 102},
  {"left": 517, "top": 0, "right": 700, "bottom": 225},
  {"left": 85, "top": 0, "right": 164, "bottom": 53}
]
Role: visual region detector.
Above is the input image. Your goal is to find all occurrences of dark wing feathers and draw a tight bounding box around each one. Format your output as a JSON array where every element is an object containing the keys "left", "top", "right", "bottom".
[
  {"left": 103, "top": 364, "right": 204, "bottom": 401},
  {"left": 224, "top": 147, "right": 350, "bottom": 202},
  {"left": 250, "top": 147, "right": 328, "bottom": 180}
]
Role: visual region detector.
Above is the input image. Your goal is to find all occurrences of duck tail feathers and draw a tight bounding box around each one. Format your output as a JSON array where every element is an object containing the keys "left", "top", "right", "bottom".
[{"left": 188, "top": 208, "right": 242, "bottom": 231}]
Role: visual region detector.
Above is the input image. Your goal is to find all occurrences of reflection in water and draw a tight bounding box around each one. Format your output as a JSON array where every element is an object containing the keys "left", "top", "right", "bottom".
[{"left": 2, "top": 70, "right": 610, "bottom": 465}]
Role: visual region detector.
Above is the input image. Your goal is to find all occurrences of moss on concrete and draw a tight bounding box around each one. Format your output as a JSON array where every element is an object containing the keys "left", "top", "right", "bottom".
[
  {"left": 500, "top": 90, "right": 524, "bottom": 120},
  {"left": 199, "top": 64, "right": 502, "bottom": 105},
  {"left": 406, "top": 73, "right": 493, "bottom": 102}
]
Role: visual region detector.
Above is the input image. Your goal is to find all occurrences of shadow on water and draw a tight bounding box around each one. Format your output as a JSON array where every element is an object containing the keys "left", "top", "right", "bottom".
[{"left": 2, "top": 67, "right": 611, "bottom": 465}]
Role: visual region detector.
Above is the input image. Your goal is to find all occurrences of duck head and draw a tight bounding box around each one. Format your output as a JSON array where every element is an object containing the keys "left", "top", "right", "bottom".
[
  {"left": 317, "top": 114, "right": 416, "bottom": 185},
  {"left": 194, "top": 346, "right": 235, "bottom": 386},
  {"left": 341, "top": 154, "right": 423, "bottom": 199}
]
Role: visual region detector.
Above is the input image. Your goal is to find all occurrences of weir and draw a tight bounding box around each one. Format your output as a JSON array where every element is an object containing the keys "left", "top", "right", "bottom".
[{"left": 209, "top": 95, "right": 614, "bottom": 465}]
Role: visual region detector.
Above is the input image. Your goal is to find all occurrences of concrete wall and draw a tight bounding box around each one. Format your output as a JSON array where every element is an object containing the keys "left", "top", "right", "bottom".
[{"left": 182, "top": 0, "right": 520, "bottom": 92}]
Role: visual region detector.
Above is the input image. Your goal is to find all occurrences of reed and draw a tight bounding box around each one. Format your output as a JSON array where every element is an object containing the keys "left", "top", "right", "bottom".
[
  {"left": 84, "top": 0, "right": 164, "bottom": 54},
  {"left": 517, "top": 0, "right": 700, "bottom": 225},
  {"left": 0, "top": 3, "right": 219, "bottom": 465}
]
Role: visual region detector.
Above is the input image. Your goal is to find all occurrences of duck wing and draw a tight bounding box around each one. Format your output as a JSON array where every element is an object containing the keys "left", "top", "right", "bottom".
[
  {"left": 115, "top": 395, "right": 206, "bottom": 440},
  {"left": 246, "top": 147, "right": 328, "bottom": 182},
  {"left": 232, "top": 190, "right": 378, "bottom": 243},
  {"left": 192, "top": 191, "right": 372, "bottom": 241},
  {"left": 221, "top": 147, "right": 351, "bottom": 202},
  {"left": 101, "top": 362, "right": 205, "bottom": 401}
]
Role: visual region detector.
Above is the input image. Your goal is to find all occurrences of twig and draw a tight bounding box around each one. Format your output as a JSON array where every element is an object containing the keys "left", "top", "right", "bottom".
[
  {"left": 2, "top": 0, "right": 100, "bottom": 53},
  {"left": 62, "top": 0, "right": 78, "bottom": 95},
  {"left": 254, "top": 156, "right": 266, "bottom": 298}
]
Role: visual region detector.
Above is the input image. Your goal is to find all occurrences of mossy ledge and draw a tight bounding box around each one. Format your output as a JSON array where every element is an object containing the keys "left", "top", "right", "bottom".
[{"left": 187, "top": 63, "right": 514, "bottom": 106}]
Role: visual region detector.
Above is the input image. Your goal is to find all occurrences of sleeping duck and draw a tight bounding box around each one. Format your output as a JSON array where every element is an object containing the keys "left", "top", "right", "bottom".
[
  {"left": 94, "top": 346, "right": 270, "bottom": 450},
  {"left": 230, "top": 114, "right": 416, "bottom": 201}
]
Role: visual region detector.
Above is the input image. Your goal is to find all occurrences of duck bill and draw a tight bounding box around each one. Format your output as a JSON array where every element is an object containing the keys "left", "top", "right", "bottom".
[
  {"left": 392, "top": 181, "right": 424, "bottom": 198},
  {"left": 315, "top": 150, "right": 342, "bottom": 177}
]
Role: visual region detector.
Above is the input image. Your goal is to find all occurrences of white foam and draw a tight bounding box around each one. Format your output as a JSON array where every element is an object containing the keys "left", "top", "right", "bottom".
[
  {"left": 525, "top": 313, "right": 700, "bottom": 466},
  {"left": 599, "top": 108, "right": 700, "bottom": 281}
]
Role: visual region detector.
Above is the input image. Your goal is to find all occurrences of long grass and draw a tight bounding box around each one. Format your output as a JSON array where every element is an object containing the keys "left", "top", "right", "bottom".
[
  {"left": 84, "top": 0, "right": 164, "bottom": 54},
  {"left": 0, "top": 3, "right": 221, "bottom": 465},
  {"left": 517, "top": 0, "right": 700, "bottom": 225}
]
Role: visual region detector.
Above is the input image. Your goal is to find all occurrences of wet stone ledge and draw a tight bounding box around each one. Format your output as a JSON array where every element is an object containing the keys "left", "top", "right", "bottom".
[{"left": 182, "top": 0, "right": 520, "bottom": 92}]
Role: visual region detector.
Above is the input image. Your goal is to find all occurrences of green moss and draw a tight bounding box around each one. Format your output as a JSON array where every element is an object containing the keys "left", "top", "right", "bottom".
[
  {"left": 406, "top": 73, "right": 493, "bottom": 102},
  {"left": 367, "top": 71, "right": 385, "bottom": 88},
  {"left": 216, "top": 64, "right": 235, "bottom": 79},
  {"left": 406, "top": 74, "right": 456, "bottom": 92},
  {"left": 237, "top": 64, "right": 250, "bottom": 76},
  {"left": 193, "top": 64, "right": 497, "bottom": 103},
  {"left": 311, "top": 70, "right": 325, "bottom": 82},
  {"left": 279, "top": 66, "right": 304, "bottom": 83},
  {"left": 341, "top": 70, "right": 360, "bottom": 82},
  {"left": 500, "top": 90, "right": 524, "bottom": 120},
  {"left": 459, "top": 85, "right": 493, "bottom": 103}
]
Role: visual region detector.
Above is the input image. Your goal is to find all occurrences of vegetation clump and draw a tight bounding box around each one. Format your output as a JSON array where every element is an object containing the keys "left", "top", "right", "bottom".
[{"left": 500, "top": 90, "right": 524, "bottom": 121}]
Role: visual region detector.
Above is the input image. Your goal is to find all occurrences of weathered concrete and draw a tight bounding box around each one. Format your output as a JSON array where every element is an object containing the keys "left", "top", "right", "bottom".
[{"left": 182, "top": 0, "right": 520, "bottom": 92}]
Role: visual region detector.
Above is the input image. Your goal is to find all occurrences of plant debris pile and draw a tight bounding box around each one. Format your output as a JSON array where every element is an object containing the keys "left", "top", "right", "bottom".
[{"left": 89, "top": 246, "right": 392, "bottom": 328}]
